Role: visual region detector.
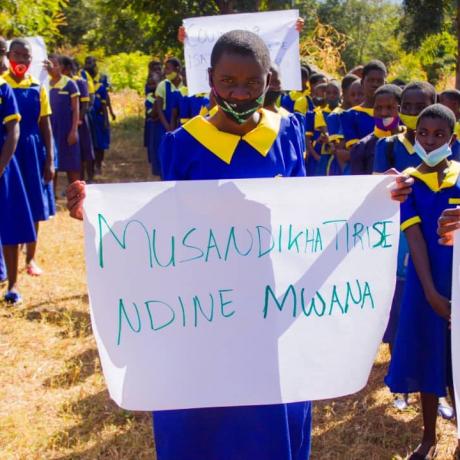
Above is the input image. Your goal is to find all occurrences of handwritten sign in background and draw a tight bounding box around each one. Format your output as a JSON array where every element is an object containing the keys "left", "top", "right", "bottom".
[
  {"left": 83, "top": 176, "right": 399, "bottom": 411},
  {"left": 183, "top": 10, "right": 302, "bottom": 95}
]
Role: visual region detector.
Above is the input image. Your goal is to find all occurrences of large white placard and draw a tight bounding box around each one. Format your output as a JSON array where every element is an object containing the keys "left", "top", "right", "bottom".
[
  {"left": 183, "top": 10, "right": 301, "bottom": 95},
  {"left": 452, "top": 231, "right": 460, "bottom": 438},
  {"left": 83, "top": 176, "right": 399, "bottom": 411}
]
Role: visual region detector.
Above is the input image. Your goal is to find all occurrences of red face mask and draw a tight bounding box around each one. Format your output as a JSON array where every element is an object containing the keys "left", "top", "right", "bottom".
[{"left": 9, "top": 59, "right": 30, "bottom": 77}]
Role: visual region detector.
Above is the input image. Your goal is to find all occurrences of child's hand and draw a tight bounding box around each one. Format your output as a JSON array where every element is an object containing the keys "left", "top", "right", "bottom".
[
  {"left": 384, "top": 169, "right": 414, "bottom": 203},
  {"left": 426, "top": 290, "right": 451, "bottom": 321},
  {"left": 67, "top": 180, "right": 86, "bottom": 221},
  {"left": 438, "top": 208, "right": 460, "bottom": 246},
  {"left": 295, "top": 18, "right": 305, "bottom": 32},
  {"left": 67, "top": 130, "right": 78, "bottom": 146},
  {"left": 43, "top": 160, "right": 55, "bottom": 183},
  {"left": 178, "top": 26, "right": 186, "bottom": 43}
]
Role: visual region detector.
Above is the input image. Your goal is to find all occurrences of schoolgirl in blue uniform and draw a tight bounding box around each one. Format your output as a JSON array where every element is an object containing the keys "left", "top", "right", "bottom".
[
  {"left": 91, "top": 78, "right": 110, "bottom": 175},
  {"left": 144, "top": 60, "right": 162, "bottom": 151},
  {"left": 280, "top": 66, "right": 314, "bottom": 114},
  {"left": 385, "top": 105, "right": 460, "bottom": 459},
  {"left": 0, "top": 76, "right": 36, "bottom": 303},
  {"left": 48, "top": 54, "right": 81, "bottom": 185},
  {"left": 154, "top": 57, "right": 184, "bottom": 176},
  {"left": 341, "top": 60, "right": 387, "bottom": 151},
  {"left": 157, "top": 30, "right": 312, "bottom": 460},
  {"left": 350, "top": 84, "right": 402, "bottom": 175},
  {"left": 4, "top": 38, "right": 55, "bottom": 277}
]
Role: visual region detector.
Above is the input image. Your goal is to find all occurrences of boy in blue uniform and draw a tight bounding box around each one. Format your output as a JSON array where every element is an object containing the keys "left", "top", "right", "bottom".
[
  {"left": 385, "top": 104, "right": 460, "bottom": 459},
  {"left": 0, "top": 76, "right": 36, "bottom": 303}
]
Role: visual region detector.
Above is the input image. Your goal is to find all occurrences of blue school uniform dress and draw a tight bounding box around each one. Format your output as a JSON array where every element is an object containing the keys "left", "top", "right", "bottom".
[
  {"left": 341, "top": 106, "right": 375, "bottom": 150},
  {"left": 156, "top": 108, "right": 312, "bottom": 460},
  {"left": 91, "top": 82, "right": 110, "bottom": 150},
  {"left": 3, "top": 73, "right": 55, "bottom": 222},
  {"left": 73, "top": 76, "right": 95, "bottom": 162},
  {"left": 385, "top": 161, "right": 460, "bottom": 396},
  {"left": 50, "top": 75, "right": 81, "bottom": 172},
  {"left": 324, "top": 107, "right": 346, "bottom": 176},
  {"left": 315, "top": 106, "right": 341, "bottom": 177},
  {"left": 0, "top": 77, "right": 36, "bottom": 246},
  {"left": 153, "top": 79, "right": 183, "bottom": 175},
  {"left": 280, "top": 90, "right": 314, "bottom": 114}
]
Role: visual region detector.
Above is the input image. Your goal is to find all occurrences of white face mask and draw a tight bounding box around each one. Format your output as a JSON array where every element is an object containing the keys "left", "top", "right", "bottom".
[{"left": 414, "top": 139, "right": 452, "bottom": 167}]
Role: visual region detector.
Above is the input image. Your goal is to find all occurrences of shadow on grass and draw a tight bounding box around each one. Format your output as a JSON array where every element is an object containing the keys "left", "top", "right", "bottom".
[
  {"left": 43, "top": 348, "right": 99, "bottom": 389},
  {"left": 24, "top": 297, "right": 92, "bottom": 338},
  {"left": 50, "top": 390, "right": 155, "bottom": 459}
]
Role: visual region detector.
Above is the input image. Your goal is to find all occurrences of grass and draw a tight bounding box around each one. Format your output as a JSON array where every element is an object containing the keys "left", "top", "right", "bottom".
[{"left": 0, "top": 89, "right": 457, "bottom": 459}]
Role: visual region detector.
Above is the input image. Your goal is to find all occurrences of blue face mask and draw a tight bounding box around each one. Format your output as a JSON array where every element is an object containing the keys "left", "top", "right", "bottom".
[{"left": 414, "top": 139, "right": 452, "bottom": 167}]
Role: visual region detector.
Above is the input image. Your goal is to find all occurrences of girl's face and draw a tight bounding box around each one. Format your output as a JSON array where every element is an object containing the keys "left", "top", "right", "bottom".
[
  {"left": 48, "top": 57, "right": 61, "bottom": 79},
  {"left": 8, "top": 43, "right": 32, "bottom": 67},
  {"left": 164, "top": 62, "right": 178, "bottom": 76},
  {"left": 362, "top": 70, "right": 385, "bottom": 99},
  {"left": 400, "top": 89, "right": 432, "bottom": 116},
  {"left": 439, "top": 95, "right": 460, "bottom": 119},
  {"left": 326, "top": 84, "right": 340, "bottom": 103},
  {"left": 346, "top": 80, "right": 364, "bottom": 107},
  {"left": 416, "top": 117, "right": 452, "bottom": 153},
  {"left": 209, "top": 52, "right": 269, "bottom": 103},
  {"left": 268, "top": 69, "right": 281, "bottom": 92},
  {"left": 374, "top": 93, "right": 399, "bottom": 119}
]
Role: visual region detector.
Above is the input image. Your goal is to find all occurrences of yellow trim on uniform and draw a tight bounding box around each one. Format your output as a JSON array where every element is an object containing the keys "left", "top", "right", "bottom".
[
  {"left": 449, "top": 198, "right": 460, "bottom": 205},
  {"left": 51, "top": 75, "right": 68, "bottom": 90},
  {"left": 314, "top": 107, "right": 326, "bottom": 129},
  {"left": 401, "top": 216, "right": 421, "bottom": 231},
  {"left": 293, "top": 96, "right": 307, "bottom": 115},
  {"left": 183, "top": 108, "right": 281, "bottom": 164},
  {"left": 346, "top": 139, "right": 359, "bottom": 149},
  {"left": 3, "top": 72, "right": 39, "bottom": 89},
  {"left": 397, "top": 133, "right": 415, "bottom": 154},
  {"left": 3, "top": 113, "right": 21, "bottom": 124},
  {"left": 39, "top": 86, "right": 52, "bottom": 117},
  {"left": 179, "top": 86, "right": 188, "bottom": 96},
  {"left": 80, "top": 96, "right": 90, "bottom": 102},
  {"left": 404, "top": 161, "right": 460, "bottom": 192},
  {"left": 351, "top": 105, "right": 374, "bottom": 116},
  {"left": 455, "top": 121, "right": 460, "bottom": 139},
  {"left": 289, "top": 90, "right": 308, "bottom": 102},
  {"left": 374, "top": 126, "right": 391, "bottom": 138},
  {"left": 326, "top": 155, "right": 335, "bottom": 175},
  {"left": 278, "top": 106, "right": 291, "bottom": 118},
  {"left": 328, "top": 134, "right": 343, "bottom": 142}
]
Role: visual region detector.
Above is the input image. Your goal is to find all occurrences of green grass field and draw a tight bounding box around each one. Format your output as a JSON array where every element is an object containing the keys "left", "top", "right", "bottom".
[{"left": 0, "top": 91, "right": 457, "bottom": 459}]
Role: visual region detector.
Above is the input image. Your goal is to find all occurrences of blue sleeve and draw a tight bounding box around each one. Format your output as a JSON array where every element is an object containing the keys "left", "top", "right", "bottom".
[
  {"left": 1, "top": 83, "right": 20, "bottom": 123},
  {"left": 400, "top": 183, "right": 421, "bottom": 231},
  {"left": 160, "top": 131, "right": 189, "bottom": 180},
  {"left": 326, "top": 112, "right": 343, "bottom": 141},
  {"left": 178, "top": 93, "right": 189, "bottom": 120},
  {"left": 341, "top": 110, "right": 359, "bottom": 147},
  {"left": 285, "top": 116, "right": 307, "bottom": 177},
  {"left": 305, "top": 111, "right": 314, "bottom": 137},
  {"left": 373, "top": 137, "right": 391, "bottom": 173}
]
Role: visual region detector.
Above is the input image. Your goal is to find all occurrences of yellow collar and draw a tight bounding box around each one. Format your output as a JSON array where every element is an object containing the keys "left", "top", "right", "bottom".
[
  {"left": 179, "top": 86, "right": 188, "bottom": 96},
  {"left": 351, "top": 105, "right": 374, "bottom": 116},
  {"left": 405, "top": 160, "right": 460, "bottom": 192},
  {"left": 183, "top": 108, "right": 281, "bottom": 164},
  {"left": 278, "top": 106, "right": 291, "bottom": 118},
  {"left": 331, "top": 106, "right": 344, "bottom": 115},
  {"left": 397, "top": 132, "right": 415, "bottom": 154},
  {"left": 374, "top": 126, "right": 391, "bottom": 138},
  {"left": 50, "top": 75, "right": 69, "bottom": 90},
  {"left": 289, "top": 90, "right": 308, "bottom": 101},
  {"left": 2, "top": 72, "right": 38, "bottom": 88}
]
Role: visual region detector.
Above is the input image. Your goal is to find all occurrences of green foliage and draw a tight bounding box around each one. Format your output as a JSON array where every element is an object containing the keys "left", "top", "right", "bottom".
[
  {"left": 0, "top": 0, "right": 68, "bottom": 43},
  {"left": 417, "top": 31, "right": 457, "bottom": 85},
  {"left": 101, "top": 52, "right": 151, "bottom": 94},
  {"left": 388, "top": 52, "right": 427, "bottom": 83},
  {"left": 316, "top": 0, "right": 402, "bottom": 71},
  {"left": 399, "top": 0, "right": 452, "bottom": 51}
]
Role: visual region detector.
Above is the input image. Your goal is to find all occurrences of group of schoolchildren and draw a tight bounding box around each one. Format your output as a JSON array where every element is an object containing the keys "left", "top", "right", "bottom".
[
  {"left": 137, "top": 34, "right": 460, "bottom": 458},
  {"left": 2, "top": 24, "right": 460, "bottom": 459},
  {"left": 0, "top": 37, "right": 113, "bottom": 305}
]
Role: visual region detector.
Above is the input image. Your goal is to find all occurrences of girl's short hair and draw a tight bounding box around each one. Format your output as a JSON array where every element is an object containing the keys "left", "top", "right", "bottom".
[
  {"left": 374, "top": 84, "right": 402, "bottom": 104},
  {"left": 402, "top": 81, "right": 437, "bottom": 104},
  {"left": 210, "top": 30, "right": 271, "bottom": 73},
  {"left": 417, "top": 103, "right": 456, "bottom": 134}
]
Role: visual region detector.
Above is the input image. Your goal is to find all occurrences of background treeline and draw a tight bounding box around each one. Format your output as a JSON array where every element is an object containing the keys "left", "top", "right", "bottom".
[{"left": 1, "top": 0, "right": 459, "bottom": 93}]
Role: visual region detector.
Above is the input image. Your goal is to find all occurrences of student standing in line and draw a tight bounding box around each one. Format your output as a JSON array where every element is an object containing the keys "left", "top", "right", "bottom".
[{"left": 4, "top": 38, "right": 55, "bottom": 277}]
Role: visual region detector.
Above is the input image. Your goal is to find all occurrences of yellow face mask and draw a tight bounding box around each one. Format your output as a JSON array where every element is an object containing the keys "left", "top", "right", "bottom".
[
  {"left": 166, "top": 71, "right": 178, "bottom": 81},
  {"left": 399, "top": 113, "right": 418, "bottom": 130}
]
